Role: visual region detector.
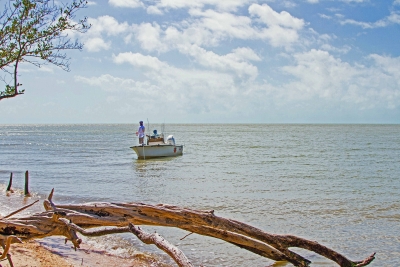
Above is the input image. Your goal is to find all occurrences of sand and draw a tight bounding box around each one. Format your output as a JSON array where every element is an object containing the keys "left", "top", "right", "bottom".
[
  {"left": 0, "top": 237, "right": 171, "bottom": 267},
  {"left": 0, "top": 189, "right": 172, "bottom": 267},
  {"left": 1, "top": 241, "right": 71, "bottom": 267}
]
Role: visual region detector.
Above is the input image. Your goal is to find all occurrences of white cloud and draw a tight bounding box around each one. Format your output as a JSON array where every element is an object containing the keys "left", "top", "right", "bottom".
[
  {"left": 320, "top": 43, "right": 351, "bottom": 54},
  {"left": 133, "top": 23, "right": 169, "bottom": 52},
  {"left": 340, "top": 11, "right": 400, "bottom": 28},
  {"left": 106, "top": 49, "right": 399, "bottom": 116},
  {"left": 259, "top": 25, "right": 302, "bottom": 48},
  {"left": 128, "top": 16, "right": 264, "bottom": 78},
  {"left": 249, "top": 4, "right": 304, "bottom": 30},
  {"left": 319, "top": 13, "right": 332, "bottom": 20},
  {"left": 188, "top": 9, "right": 257, "bottom": 41},
  {"left": 148, "top": 0, "right": 253, "bottom": 12},
  {"left": 249, "top": 4, "right": 305, "bottom": 47},
  {"left": 282, "top": 49, "right": 354, "bottom": 100},
  {"left": 178, "top": 45, "right": 260, "bottom": 79},
  {"left": 104, "top": 50, "right": 366, "bottom": 118},
  {"left": 369, "top": 54, "right": 400, "bottom": 79},
  {"left": 108, "top": 52, "right": 243, "bottom": 113},
  {"left": 281, "top": 1, "right": 297, "bottom": 8},
  {"left": 281, "top": 49, "right": 400, "bottom": 109},
  {"left": 146, "top": 5, "right": 163, "bottom": 15},
  {"left": 231, "top": 47, "right": 262, "bottom": 61},
  {"left": 130, "top": 20, "right": 262, "bottom": 79},
  {"left": 388, "top": 12, "right": 400, "bottom": 24},
  {"left": 108, "top": 0, "right": 143, "bottom": 8},
  {"left": 75, "top": 74, "right": 157, "bottom": 95},
  {"left": 84, "top": 37, "right": 111, "bottom": 52},
  {"left": 81, "top": 16, "right": 130, "bottom": 52},
  {"left": 132, "top": 5, "right": 305, "bottom": 53},
  {"left": 88, "top": 16, "right": 130, "bottom": 36},
  {"left": 340, "top": 0, "right": 367, "bottom": 3},
  {"left": 130, "top": 10, "right": 255, "bottom": 51},
  {"left": 113, "top": 52, "right": 166, "bottom": 71}
]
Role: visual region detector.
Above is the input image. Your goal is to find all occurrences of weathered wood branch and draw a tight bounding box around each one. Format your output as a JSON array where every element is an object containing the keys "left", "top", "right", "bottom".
[
  {"left": 0, "top": 190, "right": 376, "bottom": 267},
  {"left": 0, "top": 235, "right": 22, "bottom": 260},
  {"left": 53, "top": 202, "right": 374, "bottom": 267},
  {"left": 129, "top": 223, "right": 194, "bottom": 267},
  {"left": 2, "top": 200, "right": 39, "bottom": 219}
]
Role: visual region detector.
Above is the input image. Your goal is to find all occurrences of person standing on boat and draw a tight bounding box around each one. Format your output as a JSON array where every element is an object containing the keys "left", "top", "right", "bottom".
[{"left": 136, "top": 121, "right": 146, "bottom": 145}]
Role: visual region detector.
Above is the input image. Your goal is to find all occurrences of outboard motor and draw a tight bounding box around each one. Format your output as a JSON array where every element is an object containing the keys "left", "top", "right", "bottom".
[{"left": 166, "top": 135, "right": 175, "bottom": 145}]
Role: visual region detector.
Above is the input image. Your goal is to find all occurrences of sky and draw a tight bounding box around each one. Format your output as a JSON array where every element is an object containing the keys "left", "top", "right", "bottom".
[{"left": 1, "top": 0, "right": 400, "bottom": 124}]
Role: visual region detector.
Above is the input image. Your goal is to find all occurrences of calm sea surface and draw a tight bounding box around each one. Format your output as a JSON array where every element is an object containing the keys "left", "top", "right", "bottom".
[{"left": 0, "top": 124, "right": 399, "bottom": 266}]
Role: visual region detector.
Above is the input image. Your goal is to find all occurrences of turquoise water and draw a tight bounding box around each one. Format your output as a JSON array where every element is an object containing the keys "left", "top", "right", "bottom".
[{"left": 0, "top": 124, "right": 399, "bottom": 266}]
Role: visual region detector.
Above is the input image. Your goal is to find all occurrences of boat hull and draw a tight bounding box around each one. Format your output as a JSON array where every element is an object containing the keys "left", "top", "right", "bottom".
[{"left": 130, "top": 144, "right": 183, "bottom": 159}]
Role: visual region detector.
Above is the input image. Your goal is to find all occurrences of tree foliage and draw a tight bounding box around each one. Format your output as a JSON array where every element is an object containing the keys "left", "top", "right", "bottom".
[{"left": 0, "top": 0, "right": 90, "bottom": 100}]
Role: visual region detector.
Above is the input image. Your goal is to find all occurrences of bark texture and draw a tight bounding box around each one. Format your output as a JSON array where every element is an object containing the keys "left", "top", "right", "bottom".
[{"left": 0, "top": 189, "right": 376, "bottom": 267}]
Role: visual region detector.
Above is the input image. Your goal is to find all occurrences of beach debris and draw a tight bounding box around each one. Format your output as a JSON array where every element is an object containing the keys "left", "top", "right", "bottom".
[
  {"left": 0, "top": 234, "right": 22, "bottom": 267},
  {"left": 6, "top": 173, "right": 13, "bottom": 193},
  {"left": 2, "top": 200, "right": 39, "bottom": 219},
  {"left": 24, "top": 171, "right": 30, "bottom": 197},
  {"left": 4, "top": 171, "right": 31, "bottom": 196},
  {"left": 0, "top": 189, "right": 376, "bottom": 267},
  {"left": 129, "top": 223, "right": 194, "bottom": 267}
]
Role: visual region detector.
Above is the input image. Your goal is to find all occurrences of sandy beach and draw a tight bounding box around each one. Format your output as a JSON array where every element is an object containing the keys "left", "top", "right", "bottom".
[
  {"left": 1, "top": 237, "right": 171, "bottom": 267},
  {"left": 1, "top": 241, "right": 72, "bottom": 267},
  {"left": 0, "top": 188, "right": 171, "bottom": 267}
]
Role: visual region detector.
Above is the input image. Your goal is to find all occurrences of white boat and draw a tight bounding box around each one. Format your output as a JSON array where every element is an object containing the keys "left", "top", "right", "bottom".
[{"left": 130, "top": 131, "right": 183, "bottom": 159}]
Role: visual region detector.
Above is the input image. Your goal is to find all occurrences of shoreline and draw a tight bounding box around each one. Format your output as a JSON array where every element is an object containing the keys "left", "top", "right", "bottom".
[
  {"left": 1, "top": 240, "right": 71, "bottom": 267},
  {"left": 0, "top": 187, "right": 172, "bottom": 267},
  {"left": 1, "top": 237, "right": 171, "bottom": 267}
]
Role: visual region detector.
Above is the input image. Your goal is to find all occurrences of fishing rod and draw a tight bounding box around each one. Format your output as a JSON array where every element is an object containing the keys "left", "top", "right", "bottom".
[{"left": 147, "top": 118, "right": 150, "bottom": 145}]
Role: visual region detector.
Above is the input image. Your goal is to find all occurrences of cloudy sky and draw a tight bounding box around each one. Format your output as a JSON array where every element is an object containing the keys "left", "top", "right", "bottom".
[{"left": 1, "top": 0, "right": 400, "bottom": 124}]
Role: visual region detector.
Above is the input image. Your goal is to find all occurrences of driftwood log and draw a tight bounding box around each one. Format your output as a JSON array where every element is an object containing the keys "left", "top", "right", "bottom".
[
  {"left": 0, "top": 189, "right": 376, "bottom": 267},
  {"left": 129, "top": 223, "right": 194, "bottom": 267}
]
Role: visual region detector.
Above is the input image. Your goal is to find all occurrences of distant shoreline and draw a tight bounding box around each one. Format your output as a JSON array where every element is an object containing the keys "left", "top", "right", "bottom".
[{"left": 1, "top": 122, "right": 399, "bottom": 125}]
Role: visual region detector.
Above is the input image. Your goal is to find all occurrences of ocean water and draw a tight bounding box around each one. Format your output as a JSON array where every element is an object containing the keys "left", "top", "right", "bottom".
[{"left": 0, "top": 123, "right": 399, "bottom": 267}]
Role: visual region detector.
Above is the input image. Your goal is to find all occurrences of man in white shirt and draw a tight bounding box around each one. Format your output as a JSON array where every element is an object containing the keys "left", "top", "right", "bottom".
[{"left": 136, "top": 121, "right": 145, "bottom": 145}]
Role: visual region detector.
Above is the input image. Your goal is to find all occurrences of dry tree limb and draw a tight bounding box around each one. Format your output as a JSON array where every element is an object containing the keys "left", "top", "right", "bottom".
[
  {"left": 57, "top": 218, "right": 82, "bottom": 250},
  {"left": 0, "top": 235, "right": 22, "bottom": 267},
  {"left": 129, "top": 223, "right": 194, "bottom": 267},
  {"left": 269, "top": 234, "right": 376, "bottom": 267},
  {"left": 353, "top": 253, "right": 376, "bottom": 267},
  {"left": 0, "top": 235, "right": 22, "bottom": 260},
  {"left": 0, "top": 190, "right": 376, "bottom": 267},
  {"left": 3, "top": 200, "right": 39, "bottom": 219},
  {"left": 51, "top": 202, "right": 308, "bottom": 266},
  {"left": 179, "top": 225, "right": 289, "bottom": 262},
  {"left": 43, "top": 188, "right": 57, "bottom": 211},
  {"left": 60, "top": 221, "right": 130, "bottom": 237},
  {"left": 55, "top": 202, "right": 375, "bottom": 267},
  {"left": 180, "top": 232, "right": 193, "bottom": 240}
]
